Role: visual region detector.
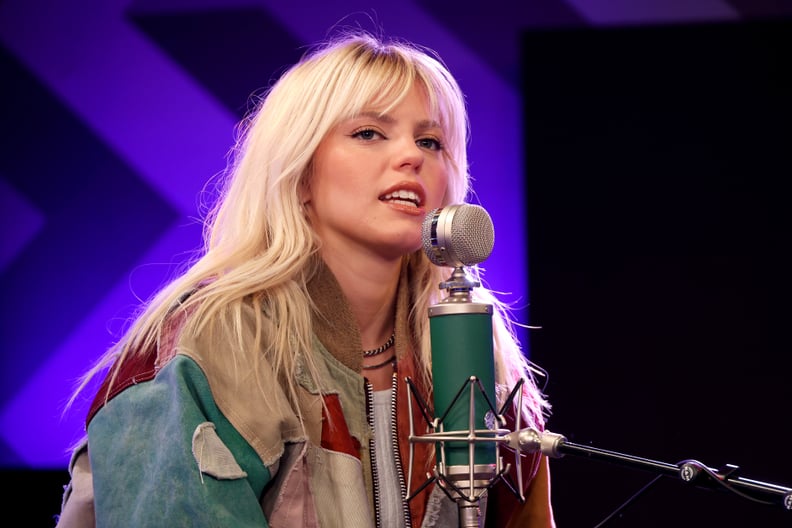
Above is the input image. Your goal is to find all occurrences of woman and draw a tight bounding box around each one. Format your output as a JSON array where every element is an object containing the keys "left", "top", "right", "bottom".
[{"left": 56, "top": 30, "right": 555, "bottom": 527}]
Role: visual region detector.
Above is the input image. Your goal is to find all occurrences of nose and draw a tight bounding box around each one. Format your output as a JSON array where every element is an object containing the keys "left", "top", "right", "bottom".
[{"left": 394, "top": 138, "right": 424, "bottom": 172}]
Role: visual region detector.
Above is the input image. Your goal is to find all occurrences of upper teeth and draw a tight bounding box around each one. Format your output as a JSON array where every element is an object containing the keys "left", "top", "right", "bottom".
[{"left": 382, "top": 189, "right": 420, "bottom": 205}]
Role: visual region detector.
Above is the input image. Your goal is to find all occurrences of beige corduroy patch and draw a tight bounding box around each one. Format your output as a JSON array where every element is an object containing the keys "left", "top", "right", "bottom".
[{"left": 192, "top": 421, "right": 248, "bottom": 480}]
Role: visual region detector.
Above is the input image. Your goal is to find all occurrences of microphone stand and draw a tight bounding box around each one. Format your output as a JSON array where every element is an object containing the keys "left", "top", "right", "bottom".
[
  {"left": 404, "top": 376, "right": 792, "bottom": 526},
  {"left": 406, "top": 368, "right": 565, "bottom": 527},
  {"left": 404, "top": 374, "right": 520, "bottom": 528},
  {"left": 512, "top": 426, "right": 792, "bottom": 520}
]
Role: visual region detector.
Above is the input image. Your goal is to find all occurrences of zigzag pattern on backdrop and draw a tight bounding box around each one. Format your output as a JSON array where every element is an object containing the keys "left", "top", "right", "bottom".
[{"left": 0, "top": 0, "right": 785, "bottom": 469}]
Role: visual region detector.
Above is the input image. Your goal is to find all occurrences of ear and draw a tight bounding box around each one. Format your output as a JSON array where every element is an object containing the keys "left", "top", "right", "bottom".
[
  {"left": 298, "top": 178, "right": 311, "bottom": 206},
  {"left": 297, "top": 160, "right": 313, "bottom": 206}
]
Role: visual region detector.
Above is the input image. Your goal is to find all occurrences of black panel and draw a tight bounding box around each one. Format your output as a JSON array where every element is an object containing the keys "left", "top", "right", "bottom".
[
  {"left": 127, "top": 7, "right": 305, "bottom": 119},
  {"left": 2, "top": 469, "right": 70, "bottom": 526},
  {"left": 522, "top": 20, "right": 790, "bottom": 527}
]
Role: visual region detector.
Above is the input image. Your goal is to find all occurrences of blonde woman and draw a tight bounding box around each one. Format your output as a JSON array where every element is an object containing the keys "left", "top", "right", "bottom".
[{"left": 56, "top": 30, "right": 555, "bottom": 527}]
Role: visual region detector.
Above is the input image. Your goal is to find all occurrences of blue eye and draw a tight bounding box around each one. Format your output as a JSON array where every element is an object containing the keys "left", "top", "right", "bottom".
[
  {"left": 417, "top": 137, "right": 444, "bottom": 151},
  {"left": 352, "top": 128, "right": 383, "bottom": 140}
]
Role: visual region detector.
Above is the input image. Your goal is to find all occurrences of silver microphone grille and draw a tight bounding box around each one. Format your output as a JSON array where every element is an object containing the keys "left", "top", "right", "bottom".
[{"left": 421, "top": 204, "right": 495, "bottom": 267}]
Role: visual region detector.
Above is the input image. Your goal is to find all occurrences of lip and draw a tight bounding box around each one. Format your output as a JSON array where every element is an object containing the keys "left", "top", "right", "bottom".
[
  {"left": 384, "top": 200, "right": 426, "bottom": 216},
  {"left": 379, "top": 180, "right": 426, "bottom": 210}
]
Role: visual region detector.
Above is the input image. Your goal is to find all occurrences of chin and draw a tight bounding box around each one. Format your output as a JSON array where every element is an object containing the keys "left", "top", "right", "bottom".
[{"left": 385, "top": 239, "right": 421, "bottom": 259}]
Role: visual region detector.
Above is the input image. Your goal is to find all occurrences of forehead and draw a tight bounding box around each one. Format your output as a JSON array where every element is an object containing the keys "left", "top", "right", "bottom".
[{"left": 354, "top": 85, "right": 442, "bottom": 128}]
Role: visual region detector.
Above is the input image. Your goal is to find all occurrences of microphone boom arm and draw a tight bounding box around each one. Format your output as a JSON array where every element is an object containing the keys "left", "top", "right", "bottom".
[
  {"left": 514, "top": 429, "right": 792, "bottom": 511},
  {"left": 405, "top": 376, "right": 792, "bottom": 520}
]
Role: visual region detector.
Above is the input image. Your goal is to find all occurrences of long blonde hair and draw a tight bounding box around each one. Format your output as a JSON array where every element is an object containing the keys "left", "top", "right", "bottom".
[{"left": 70, "top": 30, "right": 549, "bottom": 429}]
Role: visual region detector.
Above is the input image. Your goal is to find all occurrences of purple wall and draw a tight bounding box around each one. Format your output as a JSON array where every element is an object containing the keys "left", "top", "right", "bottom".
[{"left": 0, "top": 0, "right": 788, "bottom": 482}]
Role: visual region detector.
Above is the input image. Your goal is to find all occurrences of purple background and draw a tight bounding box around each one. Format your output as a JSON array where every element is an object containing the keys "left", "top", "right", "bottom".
[{"left": 1, "top": 1, "right": 790, "bottom": 525}]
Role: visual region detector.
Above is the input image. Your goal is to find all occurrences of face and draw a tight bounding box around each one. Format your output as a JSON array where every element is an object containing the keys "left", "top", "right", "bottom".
[{"left": 304, "top": 84, "right": 450, "bottom": 261}]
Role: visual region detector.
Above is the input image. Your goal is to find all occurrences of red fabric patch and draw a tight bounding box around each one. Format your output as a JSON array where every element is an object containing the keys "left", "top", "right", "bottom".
[
  {"left": 86, "top": 304, "right": 188, "bottom": 426},
  {"left": 320, "top": 393, "right": 361, "bottom": 459},
  {"left": 86, "top": 351, "right": 157, "bottom": 425}
]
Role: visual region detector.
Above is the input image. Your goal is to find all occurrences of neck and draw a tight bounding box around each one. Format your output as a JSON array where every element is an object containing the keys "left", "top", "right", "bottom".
[{"left": 320, "top": 250, "right": 400, "bottom": 349}]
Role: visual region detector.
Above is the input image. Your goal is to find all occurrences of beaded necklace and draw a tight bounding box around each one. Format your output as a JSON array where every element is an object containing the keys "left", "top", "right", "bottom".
[{"left": 362, "top": 332, "right": 395, "bottom": 357}]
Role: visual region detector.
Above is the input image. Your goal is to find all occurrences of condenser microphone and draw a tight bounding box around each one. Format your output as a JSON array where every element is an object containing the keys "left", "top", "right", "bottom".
[
  {"left": 421, "top": 204, "right": 498, "bottom": 527},
  {"left": 421, "top": 204, "right": 495, "bottom": 268}
]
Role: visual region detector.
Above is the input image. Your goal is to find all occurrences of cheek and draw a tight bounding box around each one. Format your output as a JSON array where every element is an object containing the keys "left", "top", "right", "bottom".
[
  {"left": 428, "top": 166, "right": 452, "bottom": 208},
  {"left": 309, "top": 151, "right": 349, "bottom": 199},
  {"left": 315, "top": 148, "right": 367, "bottom": 190}
]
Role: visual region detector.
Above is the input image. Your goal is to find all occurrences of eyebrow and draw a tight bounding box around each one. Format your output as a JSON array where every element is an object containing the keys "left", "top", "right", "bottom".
[{"left": 357, "top": 111, "right": 441, "bottom": 131}]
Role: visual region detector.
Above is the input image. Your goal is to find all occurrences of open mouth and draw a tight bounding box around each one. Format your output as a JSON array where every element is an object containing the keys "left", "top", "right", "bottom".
[{"left": 380, "top": 189, "right": 422, "bottom": 208}]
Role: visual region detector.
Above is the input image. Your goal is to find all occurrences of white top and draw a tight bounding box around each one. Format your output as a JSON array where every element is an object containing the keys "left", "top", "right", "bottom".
[{"left": 372, "top": 388, "right": 406, "bottom": 528}]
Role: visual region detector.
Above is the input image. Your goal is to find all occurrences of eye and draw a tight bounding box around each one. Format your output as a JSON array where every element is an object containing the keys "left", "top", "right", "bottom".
[
  {"left": 417, "top": 136, "right": 444, "bottom": 151},
  {"left": 351, "top": 127, "right": 385, "bottom": 141}
]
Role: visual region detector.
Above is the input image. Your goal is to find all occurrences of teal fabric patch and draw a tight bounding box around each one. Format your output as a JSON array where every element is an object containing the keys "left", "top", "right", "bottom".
[{"left": 88, "top": 355, "right": 271, "bottom": 527}]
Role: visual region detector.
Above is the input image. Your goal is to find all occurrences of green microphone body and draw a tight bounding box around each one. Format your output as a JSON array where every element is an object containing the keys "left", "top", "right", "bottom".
[{"left": 429, "top": 301, "right": 496, "bottom": 468}]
